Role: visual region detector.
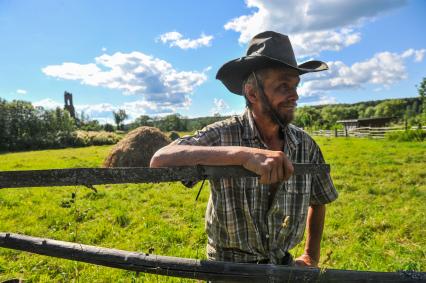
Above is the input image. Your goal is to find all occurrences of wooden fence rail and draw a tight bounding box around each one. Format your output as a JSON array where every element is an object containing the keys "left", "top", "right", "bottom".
[
  {"left": 0, "top": 164, "right": 329, "bottom": 189},
  {"left": 0, "top": 233, "right": 424, "bottom": 283},
  {"left": 312, "top": 126, "right": 426, "bottom": 139}
]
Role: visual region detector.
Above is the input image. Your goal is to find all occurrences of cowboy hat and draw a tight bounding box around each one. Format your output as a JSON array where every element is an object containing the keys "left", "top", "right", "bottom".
[{"left": 216, "top": 31, "right": 328, "bottom": 95}]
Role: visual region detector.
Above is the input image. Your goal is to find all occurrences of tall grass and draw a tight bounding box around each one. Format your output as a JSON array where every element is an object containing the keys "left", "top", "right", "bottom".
[{"left": 385, "top": 129, "right": 426, "bottom": 142}]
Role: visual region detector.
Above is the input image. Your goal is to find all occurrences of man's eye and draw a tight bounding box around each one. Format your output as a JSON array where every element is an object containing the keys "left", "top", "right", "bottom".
[{"left": 279, "top": 85, "right": 294, "bottom": 91}]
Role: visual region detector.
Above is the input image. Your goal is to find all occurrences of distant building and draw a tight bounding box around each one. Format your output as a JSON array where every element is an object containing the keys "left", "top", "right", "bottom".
[
  {"left": 64, "top": 91, "right": 76, "bottom": 119},
  {"left": 337, "top": 117, "right": 394, "bottom": 131}
]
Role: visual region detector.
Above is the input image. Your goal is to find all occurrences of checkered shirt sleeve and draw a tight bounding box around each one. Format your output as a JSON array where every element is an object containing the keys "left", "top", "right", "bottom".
[{"left": 309, "top": 141, "right": 338, "bottom": 205}]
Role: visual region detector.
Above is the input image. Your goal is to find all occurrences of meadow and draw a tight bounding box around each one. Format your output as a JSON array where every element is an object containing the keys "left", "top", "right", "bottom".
[{"left": 0, "top": 138, "right": 425, "bottom": 282}]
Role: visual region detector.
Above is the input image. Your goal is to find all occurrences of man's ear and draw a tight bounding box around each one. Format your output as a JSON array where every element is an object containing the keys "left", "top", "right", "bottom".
[{"left": 244, "top": 84, "right": 258, "bottom": 104}]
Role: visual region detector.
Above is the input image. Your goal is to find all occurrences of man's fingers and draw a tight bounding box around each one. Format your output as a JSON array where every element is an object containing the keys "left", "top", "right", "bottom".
[
  {"left": 271, "top": 166, "right": 279, "bottom": 184},
  {"left": 294, "top": 260, "right": 309, "bottom": 267},
  {"left": 283, "top": 159, "right": 294, "bottom": 180},
  {"left": 242, "top": 149, "right": 293, "bottom": 184},
  {"left": 259, "top": 165, "right": 271, "bottom": 184},
  {"left": 277, "top": 160, "right": 284, "bottom": 181}
]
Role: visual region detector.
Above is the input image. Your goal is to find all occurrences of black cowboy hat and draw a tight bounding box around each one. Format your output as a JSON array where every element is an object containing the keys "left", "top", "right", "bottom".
[{"left": 216, "top": 31, "right": 328, "bottom": 95}]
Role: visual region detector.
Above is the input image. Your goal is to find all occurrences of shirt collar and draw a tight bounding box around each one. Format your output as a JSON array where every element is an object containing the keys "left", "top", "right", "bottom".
[{"left": 241, "top": 108, "right": 300, "bottom": 150}]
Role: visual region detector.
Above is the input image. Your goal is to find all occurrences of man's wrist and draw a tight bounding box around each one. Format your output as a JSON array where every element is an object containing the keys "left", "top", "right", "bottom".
[{"left": 295, "top": 254, "right": 319, "bottom": 267}]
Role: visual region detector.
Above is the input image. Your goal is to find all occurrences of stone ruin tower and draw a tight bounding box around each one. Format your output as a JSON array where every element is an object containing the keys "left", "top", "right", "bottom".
[{"left": 64, "top": 91, "right": 76, "bottom": 119}]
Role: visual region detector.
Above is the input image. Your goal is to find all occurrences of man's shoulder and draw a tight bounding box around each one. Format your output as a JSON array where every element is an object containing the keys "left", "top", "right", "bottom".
[
  {"left": 203, "top": 115, "right": 244, "bottom": 131},
  {"left": 287, "top": 123, "right": 313, "bottom": 139},
  {"left": 287, "top": 124, "right": 317, "bottom": 146}
]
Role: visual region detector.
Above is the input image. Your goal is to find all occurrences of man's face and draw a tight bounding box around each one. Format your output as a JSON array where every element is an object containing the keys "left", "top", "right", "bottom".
[{"left": 257, "top": 67, "right": 300, "bottom": 125}]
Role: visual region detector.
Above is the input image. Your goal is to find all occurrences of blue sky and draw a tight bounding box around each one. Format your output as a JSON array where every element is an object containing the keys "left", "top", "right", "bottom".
[{"left": 0, "top": 0, "right": 425, "bottom": 123}]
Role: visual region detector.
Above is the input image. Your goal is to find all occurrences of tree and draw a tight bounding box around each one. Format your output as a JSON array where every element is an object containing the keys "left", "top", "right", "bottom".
[
  {"left": 417, "top": 77, "right": 426, "bottom": 123},
  {"left": 103, "top": 123, "right": 114, "bottom": 132},
  {"left": 362, "top": 106, "right": 376, "bottom": 118},
  {"left": 113, "top": 109, "right": 128, "bottom": 130},
  {"left": 374, "top": 100, "right": 406, "bottom": 119},
  {"left": 294, "top": 106, "right": 321, "bottom": 129},
  {"left": 134, "top": 115, "right": 152, "bottom": 127}
]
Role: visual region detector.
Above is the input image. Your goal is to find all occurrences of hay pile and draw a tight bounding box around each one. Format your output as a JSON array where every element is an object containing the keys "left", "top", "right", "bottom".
[{"left": 103, "top": 126, "right": 171, "bottom": 167}]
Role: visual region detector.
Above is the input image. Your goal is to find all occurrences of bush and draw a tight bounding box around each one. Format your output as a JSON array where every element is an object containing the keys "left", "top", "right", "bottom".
[
  {"left": 74, "top": 131, "right": 122, "bottom": 146},
  {"left": 103, "top": 123, "right": 115, "bottom": 132},
  {"left": 169, "top": 131, "right": 180, "bottom": 141},
  {"left": 385, "top": 130, "right": 426, "bottom": 142}
]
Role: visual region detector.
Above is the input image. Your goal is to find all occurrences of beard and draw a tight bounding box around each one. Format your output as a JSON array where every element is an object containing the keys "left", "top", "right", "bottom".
[{"left": 259, "top": 97, "right": 295, "bottom": 127}]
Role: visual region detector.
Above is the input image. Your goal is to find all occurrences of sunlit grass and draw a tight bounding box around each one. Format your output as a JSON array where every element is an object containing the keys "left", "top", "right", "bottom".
[{"left": 0, "top": 138, "right": 425, "bottom": 282}]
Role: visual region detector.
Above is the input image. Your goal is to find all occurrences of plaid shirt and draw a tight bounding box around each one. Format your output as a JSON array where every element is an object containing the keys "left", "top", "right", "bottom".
[{"left": 176, "top": 109, "right": 338, "bottom": 264}]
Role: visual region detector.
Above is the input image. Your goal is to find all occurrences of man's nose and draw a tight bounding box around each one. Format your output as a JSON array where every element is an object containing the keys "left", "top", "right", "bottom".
[{"left": 288, "top": 88, "right": 299, "bottom": 102}]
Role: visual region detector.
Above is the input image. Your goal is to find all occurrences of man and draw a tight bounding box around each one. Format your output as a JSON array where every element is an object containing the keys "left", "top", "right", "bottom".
[{"left": 150, "top": 31, "right": 338, "bottom": 267}]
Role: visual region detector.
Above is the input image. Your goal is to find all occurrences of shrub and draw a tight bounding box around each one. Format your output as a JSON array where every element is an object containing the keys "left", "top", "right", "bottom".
[
  {"left": 169, "top": 131, "right": 180, "bottom": 141},
  {"left": 385, "top": 129, "right": 425, "bottom": 142},
  {"left": 74, "top": 131, "right": 122, "bottom": 146},
  {"left": 103, "top": 123, "right": 115, "bottom": 132}
]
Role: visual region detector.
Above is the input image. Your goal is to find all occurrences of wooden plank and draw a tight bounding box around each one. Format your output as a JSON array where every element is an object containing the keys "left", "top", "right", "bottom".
[
  {"left": 0, "top": 164, "right": 330, "bottom": 189},
  {"left": 0, "top": 233, "right": 423, "bottom": 283}
]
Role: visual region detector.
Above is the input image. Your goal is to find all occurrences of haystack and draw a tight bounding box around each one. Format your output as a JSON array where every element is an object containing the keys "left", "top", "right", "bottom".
[{"left": 103, "top": 127, "right": 171, "bottom": 167}]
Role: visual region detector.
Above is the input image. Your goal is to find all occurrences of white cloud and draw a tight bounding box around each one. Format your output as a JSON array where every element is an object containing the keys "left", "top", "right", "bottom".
[
  {"left": 158, "top": 31, "right": 213, "bottom": 49},
  {"left": 16, "top": 89, "right": 27, "bottom": 95},
  {"left": 298, "top": 48, "right": 425, "bottom": 103},
  {"left": 401, "top": 48, "right": 425, "bottom": 62},
  {"left": 33, "top": 98, "right": 62, "bottom": 109},
  {"left": 101, "top": 47, "right": 107, "bottom": 52},
  {"left": 224, "top": 0, "right": 406, "bottom": 57},
  {"left": 41, "top": 51, "right": 209, "bottom": 113},
  {"left": 210, "top": 98, "right": 230, "bottom": 115}
]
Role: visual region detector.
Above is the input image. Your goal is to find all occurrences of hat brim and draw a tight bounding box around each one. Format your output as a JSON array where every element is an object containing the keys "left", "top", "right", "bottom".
[{"left": 216, "top": 55, "right": 328, "bottom": 95}]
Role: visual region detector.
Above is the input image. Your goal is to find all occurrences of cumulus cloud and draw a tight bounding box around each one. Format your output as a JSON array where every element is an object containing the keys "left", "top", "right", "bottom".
[
  {"left": 298, "top": 94, "right": 337, "bottom": 106},
  {"left": 401, "top": 48, "right": 425, "bottom": 62},
  {"left": 33, "top": 98, "right": 62, "bottom": 109},
  {"left": 42, "top": 51, "right": 209, "bottom": 113},
  {"left": 158, "top": 31, "right": 214, "bottom": 49},
  {"left": 16, "top": 89, "right": 27, "bottom": 95},
  {"left": 224, "top": 0, "right": 406, "bottom": 57},
  {"left": 210, "top": 98, "right": 230, "bottom": 115},
  {"left": 298, "top": 48, "right": 425, "bottom": 102}
]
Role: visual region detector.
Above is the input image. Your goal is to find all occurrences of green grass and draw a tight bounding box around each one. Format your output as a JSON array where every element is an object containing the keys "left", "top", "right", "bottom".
[{"left": 0, "top": 138, "right": 425, "bottom": 282}]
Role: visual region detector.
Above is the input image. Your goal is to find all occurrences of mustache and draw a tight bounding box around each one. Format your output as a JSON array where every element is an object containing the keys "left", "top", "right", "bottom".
[{"left": 278, "top": 103, "right": 297, "bottom": 108}]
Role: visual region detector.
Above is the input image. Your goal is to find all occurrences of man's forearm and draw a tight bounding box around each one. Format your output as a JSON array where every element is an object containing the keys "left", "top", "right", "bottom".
[
  {"left": 150, "top": 145, "right": 250, "bottom": 167},
  {"left": 303, "top": 204, "right": 326, "bottom": 264},
  {"left": 150, "top": 144, "right": 294, "bottom": 184}
]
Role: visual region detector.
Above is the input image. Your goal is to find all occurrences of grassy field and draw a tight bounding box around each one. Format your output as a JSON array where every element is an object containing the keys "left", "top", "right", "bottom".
[{"left": 0, "top": 138, "right": 425, "bottom": 282}]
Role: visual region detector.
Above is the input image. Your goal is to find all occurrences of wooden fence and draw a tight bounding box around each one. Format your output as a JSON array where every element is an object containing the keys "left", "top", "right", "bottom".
[
  {"left": 312, "top": 126, "right": 426, "bottom": 139},
  {"left": 0, "top": 166, "right": 425, "bottom": 282}
]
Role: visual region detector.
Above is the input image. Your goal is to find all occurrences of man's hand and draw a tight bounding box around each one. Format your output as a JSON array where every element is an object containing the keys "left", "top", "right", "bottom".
[
  {"left": 294, "top": 254, "right": 318, "bottom": 267},
  {"left": 242, "top": 148, "right": 293, "bottom": 184}
]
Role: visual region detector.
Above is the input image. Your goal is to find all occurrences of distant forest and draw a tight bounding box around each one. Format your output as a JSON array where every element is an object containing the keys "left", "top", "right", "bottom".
[{"left": 128, "top": 96, "right": 425, "bottom": 132}]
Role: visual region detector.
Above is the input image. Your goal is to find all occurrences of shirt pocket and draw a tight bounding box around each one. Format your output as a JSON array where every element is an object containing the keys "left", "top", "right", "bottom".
[
  {"left": 271, "top": 179, "right": 310, "bottom": 250},
  {"left": 273, "top": 213, "right": 307, "bottom": 251},
  {"left": 284, "top": 174, "right": 311, "bottom": 194}
]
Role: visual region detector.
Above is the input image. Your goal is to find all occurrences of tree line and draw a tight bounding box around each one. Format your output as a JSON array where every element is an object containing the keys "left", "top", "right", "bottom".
[
  {"left": 126, "top": 97, "right": 424, "bottom": 132},
  {"left": 293, "top": 96, "right": 424, "bottom": 130},
  {"left": 0, "top": 99, "right": 75, "bottom": 151}
]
